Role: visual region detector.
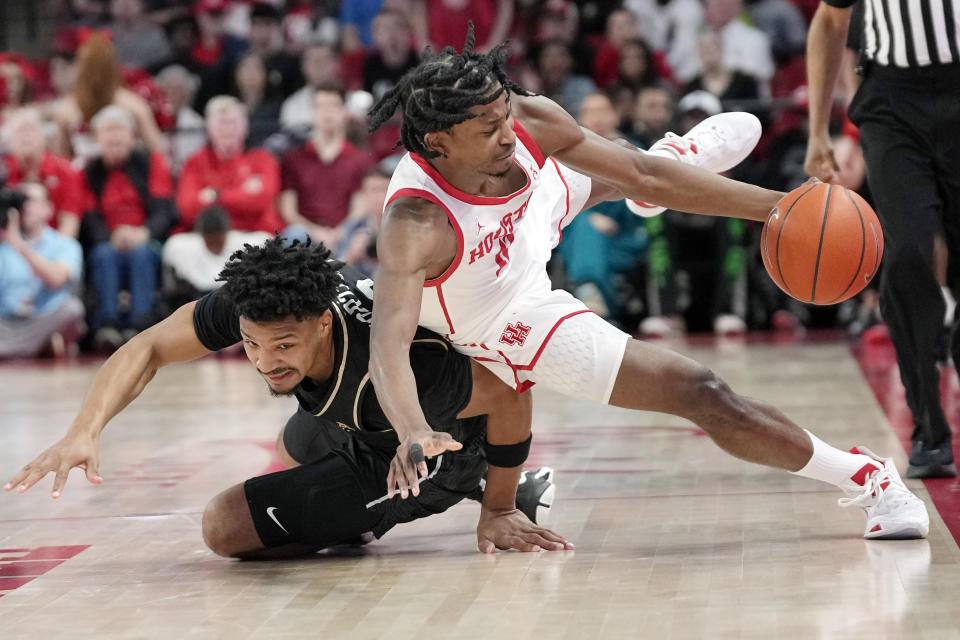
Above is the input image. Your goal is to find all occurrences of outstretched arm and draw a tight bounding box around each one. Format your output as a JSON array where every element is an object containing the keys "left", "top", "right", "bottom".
[
  {"left": 372, "top": 196, "right": 463, "bottom": 498},
  {"left": 514, "top": 95, "right": 783, "bottom": 222},
  {"left": 4, "top": 302, "right": 212, "bottom": 497}
]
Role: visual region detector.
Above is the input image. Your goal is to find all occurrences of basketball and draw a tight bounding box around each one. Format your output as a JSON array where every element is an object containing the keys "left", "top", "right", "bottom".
[{"left": 761, "top": 182, "right": 884, "bottom": 305}]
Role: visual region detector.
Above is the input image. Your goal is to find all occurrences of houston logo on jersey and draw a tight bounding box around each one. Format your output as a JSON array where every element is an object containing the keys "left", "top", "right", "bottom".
[
  {"left": 468, "top": 199, "right": 529, "bottom": 275},
  {"left": 499, "top": 321, "right": 532, "bottom": 346}
]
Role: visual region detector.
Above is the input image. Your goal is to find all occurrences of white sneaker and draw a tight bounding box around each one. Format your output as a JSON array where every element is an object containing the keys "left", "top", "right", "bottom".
[
  {"left": 626, "top": 112, "right": 762, "bottom": 218},
  {"left": 713, "top": 314, "right": 747, "bottom": 335},
  {"left": 838, "top": 446, "right": 929, "bottom": 539}
]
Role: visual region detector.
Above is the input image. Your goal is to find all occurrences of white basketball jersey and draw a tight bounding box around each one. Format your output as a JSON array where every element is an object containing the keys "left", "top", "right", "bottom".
[{"left": 384, "top": 121, "right": 578, "bottom": 347}]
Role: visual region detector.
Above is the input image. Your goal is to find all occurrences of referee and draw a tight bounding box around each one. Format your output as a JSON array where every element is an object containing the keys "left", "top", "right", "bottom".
[{"left": 805, "top": 0, "right": 959, "bottom": 478}]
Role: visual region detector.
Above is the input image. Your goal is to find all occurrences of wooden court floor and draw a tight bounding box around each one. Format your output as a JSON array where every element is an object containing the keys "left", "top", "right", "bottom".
[{"left": 1, "top": 338, "right": 959, "bottom": 639}]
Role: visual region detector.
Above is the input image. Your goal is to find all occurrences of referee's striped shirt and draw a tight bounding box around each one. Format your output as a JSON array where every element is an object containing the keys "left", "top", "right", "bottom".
[{"left": 825, "top": 0, "right": 960, "bottom": 67}]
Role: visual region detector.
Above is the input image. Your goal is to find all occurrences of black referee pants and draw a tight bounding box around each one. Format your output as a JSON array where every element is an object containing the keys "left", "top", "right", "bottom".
[{"left": 849, "top": 62, "right": 960, "bottom": 448}]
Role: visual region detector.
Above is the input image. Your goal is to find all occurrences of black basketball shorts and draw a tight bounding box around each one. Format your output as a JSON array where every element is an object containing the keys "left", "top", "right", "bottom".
[{"left": 245, "top": 416, "right": 488, "bottom": 550}]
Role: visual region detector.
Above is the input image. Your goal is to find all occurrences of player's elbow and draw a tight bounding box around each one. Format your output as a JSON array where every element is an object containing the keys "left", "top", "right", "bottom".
[{"left": 628, "top": 154, "right": 668, "bottom": 203}]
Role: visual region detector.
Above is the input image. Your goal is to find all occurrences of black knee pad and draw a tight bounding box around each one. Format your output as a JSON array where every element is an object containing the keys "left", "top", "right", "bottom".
[{"left": 244, "top": 452, "right": 381, "bottom": 549}]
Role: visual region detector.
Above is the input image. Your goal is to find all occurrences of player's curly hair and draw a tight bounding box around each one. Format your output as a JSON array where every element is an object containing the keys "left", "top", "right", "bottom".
[
  {"left": 367, "top": 22, "right": 533, "bottom": 159},
  {"left": 216, "top": 236, "right": 344, "bottom": 322}
]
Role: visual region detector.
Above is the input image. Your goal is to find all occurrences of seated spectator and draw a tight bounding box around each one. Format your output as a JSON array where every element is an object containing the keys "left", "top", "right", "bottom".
[
  {"left": 624, "top": 0, "right": 703, "bottom": 83},
  {"left": 52, "top": 33, "right": 166, "bottom": 161},
  {"left": 0, "top": 55, "right": 34, "bottom": 122},
  {"left": 280, "top": 84, "right": 374, "bottom": 248},
  {"left": 190, "top": 0, "right": 248, "bottom": 110},
  {"left": 411, "top": 0, "right": 513, "bottom": 53},
  {"left": 684, "top": 29, "right": 761, "bottom": 113},
  {"left": 161, "top": 205, "right": 270, "bottom": 309},
  {"left": 231, "top": 52, "right": 283, "bottom": 149},
  {"left": 79, "top": 106, "right": 176, "bottom": 349},
  {"left": 701, "top": 0, "right": 774, "bottom": 93},
  {"left": 280, "top": 42, "right": 342, "bottom": 136},
  {"left": 340, "top": 0, "right": 383, "bottom": 51},
  {"left": 557, "top": 93, "right": 650, "bottom": 325},
  {"left": 746, "top": 0, "right": 807, "bottom": 65},
  {"left": 533, "top": 39, "right": 596, "bottom": 117},
  {"left": 362, "top": 10, "right": 419, "bottom": 102},
  {"left": 154, "top": 65, "right": 206, "bottom": 175},
  {"left": 0, "top": 182, "right": 85, "bottom": 358},
  {"left": 336, "top": 165, "right": 391, "bottom": 277},
  {"left": 177, "top": 95, "right": 281, "bottom": 234},
  {"left": 110, "top": 0, "right": 172, "bottom": 71},
  {"left": 247, "top": 2, "right": 303, "bottom": 101},
  {"left": 2, "top": 108, "right": 83, "bottom": 238},
  {"left": 591, "top": 9, "right": 640, "bottom": 89},
  {"left": 630, "top": 84, "right": 675, "bottom": 148}
]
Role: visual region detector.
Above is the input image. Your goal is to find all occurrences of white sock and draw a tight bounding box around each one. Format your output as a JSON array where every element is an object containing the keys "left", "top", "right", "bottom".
[
  {"left": 942, "top": 286, "right": 956, "bottom": 325},
  {"left": 791, "top": 429, "right": 879, "bottom": 490}
]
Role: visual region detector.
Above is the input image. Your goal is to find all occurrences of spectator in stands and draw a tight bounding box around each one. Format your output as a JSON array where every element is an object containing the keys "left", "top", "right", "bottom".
[
  {"left": 411, "top": 0, "right": 513, "bottom": 53},
  {"left": 155, "top": 65, "right": 205, "bottom": 175},
  {"left": 702, "top": 0, "right": 774, "bottom": 92},
  {"left": 630, "top": 84, "right": 676, "bottom": 148},
  {"left": 746, "top": 0, "right": 807, "bottom": 64},
  {"left": 177, "top": 96, "right": 281, "bottom": 234},
  {"left": 0, "top": 56, "right": 33, "bottom": 120},
  {"left": 336, "top": 165, "right": 391, "bottom": 277},
  {"left": 147, "top": 14, "right": 200, "bottom": 74},
  {"left": 53, "top": 33, "right": 166, "bottom": 160},
  {"left": 231, "top": 52, "right": 283, "bottom": 149},
  {"left": 191, "top": 0, "right": 247, "bottom": 110},
  {"left": 607, "top": 39, "right": 663, "bottom": 133},
  {"left": 248, "top": 2, "right": 303, "bottom": 101},
  {"left": 340, "top": 0, "right": 383, "bottom": 51},
  {"left": 3, "top": 108, "right": 83, "bottom": 238},
  {"left": 280, "top": 42, "right": 341, "bottom": 135},
  {"left": 280, "top": 83, "right": 374, "bottom": 248},
  {"left": 161, "top": 205, "right": 270, "bottom": 309},
  {"left": 592, "top": 9, "right": 640, "bottom": 90},
  {"left": 362, "top": 10, "right": 418, "bottom": 102},
  {"left": 624, "top": 0, "right": 703, "bottom": 83},
  {"left": 534, "top": 39, "right": 596, "bottom": 116},
  {"left": 79, "top": 106, "right": 175, "bottom": 349},
  {"left": 70, "top": 0, "right": 112, "bottom": 28},
  {"left": 0, "top": 181, "right": 85, "bottom": 359},
  {"left": 110, "top": 0, "right": 172, "bottom": 71},
  {"left": 685, "top": 28, "right": 761, "bottom": 113},
  {"left": 557, "top": 92, "right": 651, "bottom": 325}
]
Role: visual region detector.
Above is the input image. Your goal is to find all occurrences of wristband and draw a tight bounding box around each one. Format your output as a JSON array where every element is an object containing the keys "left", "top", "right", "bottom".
[{"left": 483, "top": 433, "right": 532, "bottom": 468}]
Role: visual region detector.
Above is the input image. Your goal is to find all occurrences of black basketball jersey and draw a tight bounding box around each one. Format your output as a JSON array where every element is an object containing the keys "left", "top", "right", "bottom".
[{"left": 192, "top": 265, "right": 475, "bottom": 445}]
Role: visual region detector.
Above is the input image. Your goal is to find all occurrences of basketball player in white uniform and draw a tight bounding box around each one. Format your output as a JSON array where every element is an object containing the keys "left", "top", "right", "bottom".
[{"left": 366, "top": 28, "right": 929, "bottom": 540}]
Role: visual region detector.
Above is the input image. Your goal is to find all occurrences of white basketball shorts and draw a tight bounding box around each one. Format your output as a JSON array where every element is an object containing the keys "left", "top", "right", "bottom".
[{"left": 452, "top": 288, "right": 630, "bottom": 404}]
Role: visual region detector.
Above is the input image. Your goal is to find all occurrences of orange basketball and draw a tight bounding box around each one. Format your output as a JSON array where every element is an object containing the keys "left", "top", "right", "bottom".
[{"left": 761, "top": 182, "right": 883, "bottom": 305}]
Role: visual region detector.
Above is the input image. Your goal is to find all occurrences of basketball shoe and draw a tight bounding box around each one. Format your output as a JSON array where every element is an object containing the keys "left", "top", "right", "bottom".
[
  {"left": 515, "top": 467, "right": 555, "bottom": 524},
  {"left": 838, "top": 446, "right": 929, "bottom": 539},
  {"left": 470, "top": 467, "right": 555, "bottom": 524},
  {"left": 626, "top": 112, "right": 762, "bottom": 217}
]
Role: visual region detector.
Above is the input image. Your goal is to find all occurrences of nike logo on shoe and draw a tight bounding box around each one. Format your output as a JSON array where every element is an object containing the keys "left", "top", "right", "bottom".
[{"left": 266, "top": 506, "right": 289, "bottom": 534}]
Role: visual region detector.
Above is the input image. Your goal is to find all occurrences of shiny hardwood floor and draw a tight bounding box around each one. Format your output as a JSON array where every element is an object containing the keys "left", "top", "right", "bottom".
[{"left": 1, "top": 338, "right": 958, "bottom": 639}]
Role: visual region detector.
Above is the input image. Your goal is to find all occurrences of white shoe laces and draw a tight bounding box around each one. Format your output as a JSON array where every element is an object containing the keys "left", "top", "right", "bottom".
[{"left": 837, "top": 464, "right": 910, "bottom": 509}]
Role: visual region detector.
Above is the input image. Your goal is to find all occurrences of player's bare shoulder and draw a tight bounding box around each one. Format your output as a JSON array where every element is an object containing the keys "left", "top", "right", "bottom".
[
  {"left": 380, "top": 195, "right": 458, "bottom": 277},
  {"left": 511, "top": 94, "right": 584, "bottom": 157}
]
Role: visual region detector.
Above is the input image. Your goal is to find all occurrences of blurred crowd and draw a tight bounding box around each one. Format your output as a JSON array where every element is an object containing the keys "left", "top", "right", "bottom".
[{"left": 0, "top": 0, "right": 870, "bottom": 358}]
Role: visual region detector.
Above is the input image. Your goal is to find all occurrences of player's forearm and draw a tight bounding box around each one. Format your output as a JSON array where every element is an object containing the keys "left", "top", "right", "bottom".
[
  {"left": 369, "top": 342, "right": 434, "bottom": 438},
  {"left": 67, "top": 336, "right": 161, "bottom": 438},
  {"left": 632, "top": 156, "right": 783, "bottom": 222},
  {"left": 482, "top": 466, "right": 523, "bottom": 512},
  {"left": 807, "top": 4, "right": 852, "bottom": 138}
]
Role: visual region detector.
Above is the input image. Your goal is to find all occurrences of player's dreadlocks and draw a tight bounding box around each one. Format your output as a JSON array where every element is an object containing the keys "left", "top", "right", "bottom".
[
  {"left": 217, "top": 236, "right": 344, "bottom": 322},
  {"left": 367, "top": 22, "right": 533, "bottom": 159}
]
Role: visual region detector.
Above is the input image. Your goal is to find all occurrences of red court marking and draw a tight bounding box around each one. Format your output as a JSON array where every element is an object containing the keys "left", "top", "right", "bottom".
[
  {"left": 852, "top": 340, "right": 960, "bottom": 545},
  {"left": 0, "top": 561, "right": 67, "bottom": 577},
  {"left": 252, "top": 440, "right": 288, "bottom": 474}
]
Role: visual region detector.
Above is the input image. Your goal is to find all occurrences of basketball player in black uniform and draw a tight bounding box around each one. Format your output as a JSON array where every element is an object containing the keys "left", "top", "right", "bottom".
[{"left": 5, "top": 238, "right": 570, "bottom": 557}]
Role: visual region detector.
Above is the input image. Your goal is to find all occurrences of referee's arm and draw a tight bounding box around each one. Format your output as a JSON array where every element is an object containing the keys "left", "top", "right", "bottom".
[{"left": 805, "top": 1, "right": 854, "bottom": 182}]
